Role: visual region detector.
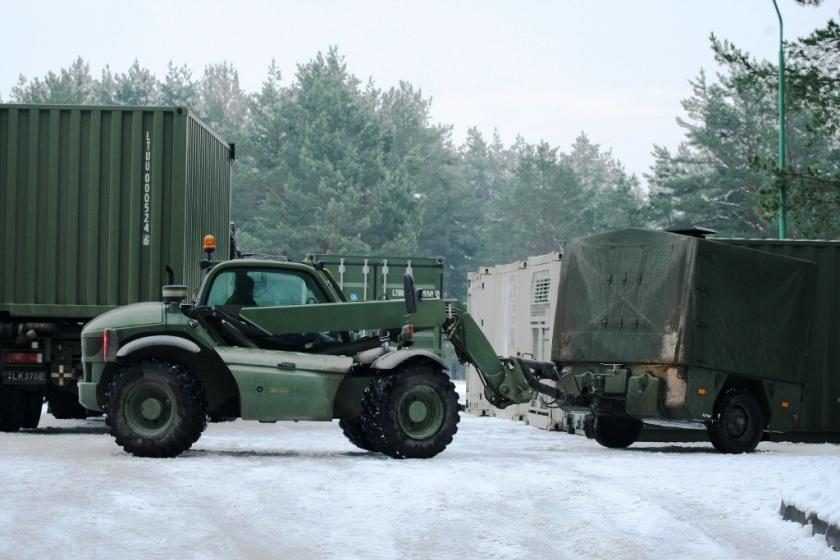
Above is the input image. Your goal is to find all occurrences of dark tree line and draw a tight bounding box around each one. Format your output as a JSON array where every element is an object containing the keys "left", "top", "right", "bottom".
[
  {"left": 5, "top": 50, "right": 643, "bottom": 298},
  {"left": 6, "top": 11, "right": 839, "bottom": 296}
]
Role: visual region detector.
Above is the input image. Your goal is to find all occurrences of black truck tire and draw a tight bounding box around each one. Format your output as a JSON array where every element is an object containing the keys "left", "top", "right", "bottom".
[
  {"left": 360, "top": 365, "right": 459, "bottom": 459},
  {"left": 20, "top": 391, "right": 43, "bottom": 429},
  {"left": 48, "top": 391, "right": 89, "bottom": 420},
  {"left": 106, "top": 359, "right": 208, "bottom": 458},
  {"left": 0, "top": 388, "right": 24, "bottom": 432},
  {"left": 593, "top": 415, "right": 643, "bottom": 448},
  {"left": 338, "top": 417, "right": 378, "bottom": 452},
  {"left": 707, "top": 387, "right": 765, "bottom": 454}
]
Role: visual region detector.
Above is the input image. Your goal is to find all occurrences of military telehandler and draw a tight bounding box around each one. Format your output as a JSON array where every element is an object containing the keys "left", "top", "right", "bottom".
[{"left": 79, "top": 237, "right": 560, "bottom": 458}]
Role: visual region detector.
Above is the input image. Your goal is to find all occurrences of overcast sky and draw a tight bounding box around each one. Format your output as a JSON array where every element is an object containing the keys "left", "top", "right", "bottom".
[{"left": 1, "top": 1, "right": 837, "bottom": 183}]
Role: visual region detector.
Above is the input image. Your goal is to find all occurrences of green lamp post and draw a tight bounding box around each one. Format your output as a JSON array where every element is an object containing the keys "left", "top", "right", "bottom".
[{"left": 773, "top": 0, "right": 787, "bottom": 238}]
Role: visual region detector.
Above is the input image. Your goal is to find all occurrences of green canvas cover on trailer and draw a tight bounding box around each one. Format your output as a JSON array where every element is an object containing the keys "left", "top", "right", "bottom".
[{"left": 552, "top": 229, "right": 815, "bottom": 385}]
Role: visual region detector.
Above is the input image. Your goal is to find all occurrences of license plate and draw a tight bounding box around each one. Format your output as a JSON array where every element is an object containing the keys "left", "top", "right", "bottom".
[{"left": 2, "top": 370, "right": 47, "bottom": 385}]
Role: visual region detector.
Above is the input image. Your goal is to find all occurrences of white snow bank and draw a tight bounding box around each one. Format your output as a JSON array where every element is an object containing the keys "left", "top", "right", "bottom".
[{"left": 783, "top": 474, "right": 840, "bottom": 526}]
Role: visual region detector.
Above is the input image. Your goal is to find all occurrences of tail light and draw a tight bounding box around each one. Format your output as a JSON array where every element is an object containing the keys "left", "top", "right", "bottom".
[
  {"left": 4, "top": 351, "right": 43, "bottom": 365},
  {"left": 102, "top": 329, "right": 117, "bottom": 361},
  {"left": 400, "top": 324, "right": 415, "bottom": 344}
]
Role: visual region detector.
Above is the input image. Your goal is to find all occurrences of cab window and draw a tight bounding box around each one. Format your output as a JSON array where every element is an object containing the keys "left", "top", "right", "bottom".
[{"left": 206, "top": 269, "right": 327, "bottom": 307}]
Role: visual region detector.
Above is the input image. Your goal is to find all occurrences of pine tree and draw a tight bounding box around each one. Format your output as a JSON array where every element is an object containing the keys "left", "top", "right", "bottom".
[
  {"left": 160, "top": 63, "right": 198, "bottom": 107},
  {"left": 197, "top": 62, "right": 250, "bottom": 142},
  {"left": 113, "top": 60, "right": 160, "bottom": 105},
  {"left": 11, "top": 57, "right": 97, "bottom": 104}
]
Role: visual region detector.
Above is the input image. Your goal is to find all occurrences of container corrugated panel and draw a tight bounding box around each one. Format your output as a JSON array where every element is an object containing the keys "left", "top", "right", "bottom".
[
  {"left": 722, "top": 238, "right": 840, "bottom": 434},
  {"left": 306, "top": 254, "right": 444, "bottom": 352},
  {"left": 0, "top": 104, "right": 232, "bottom": 319}
]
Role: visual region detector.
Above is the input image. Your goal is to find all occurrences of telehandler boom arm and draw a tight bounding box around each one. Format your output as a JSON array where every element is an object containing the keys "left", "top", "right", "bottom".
[
  {"left": 439, "top": 300, "right": 569, "bottom": 408},
  {"left": 241, "top": 297, "right": 569, "bottom": 410}
]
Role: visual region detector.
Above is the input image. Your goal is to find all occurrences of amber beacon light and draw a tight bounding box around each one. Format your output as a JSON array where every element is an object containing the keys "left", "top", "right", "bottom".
[{"left": 203, "top": 234, "right": 217, "bottom": 253}]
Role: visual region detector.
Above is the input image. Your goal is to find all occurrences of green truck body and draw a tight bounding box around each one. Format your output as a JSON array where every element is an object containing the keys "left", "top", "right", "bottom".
[
  {"left": 0, "top": 104, "right": 233, "bottom": 426},
  {"left": 554, "top": 228, "right": 840, "bottom": 450}
]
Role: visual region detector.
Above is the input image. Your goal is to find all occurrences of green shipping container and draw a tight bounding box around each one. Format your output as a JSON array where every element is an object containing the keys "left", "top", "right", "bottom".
[
  {"left": 0, "top": 104, "right": 233, "bottom": 320},
  {"left": 305, "top": 255, "right": 444, "bottom": 352},
  {"left": 721, "top": 238, "right": 840, "bottom": 434}
]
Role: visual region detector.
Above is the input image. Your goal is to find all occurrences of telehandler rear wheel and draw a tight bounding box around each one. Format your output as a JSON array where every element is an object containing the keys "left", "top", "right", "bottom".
[
  {"left": 593, "top": 415, "right": 642, "bottom": 448},
  {"left": 106, "top": 359, "right": 207, "bottom": 458},
  {"left": 361, "top": 365, "right": 459, "bottom": 459},
  {"left": 707, "top": 387, "right": 765, "bottom": 454}
]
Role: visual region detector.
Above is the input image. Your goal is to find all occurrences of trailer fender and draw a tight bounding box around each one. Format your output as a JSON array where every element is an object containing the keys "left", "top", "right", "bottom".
[
  {"left": 371, "top": 349, "right": 448, "bottom": 372},
  {"left": 116, "top": 335, "right": 201, "bottom": 358}
]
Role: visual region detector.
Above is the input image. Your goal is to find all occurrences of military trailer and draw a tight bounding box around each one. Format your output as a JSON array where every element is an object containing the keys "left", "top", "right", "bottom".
[
  {"left": 553, "top": 228, "right": 839, "bottom": 452},
  {"left": 0, "top": 104, "right": 234, "bottom": 430}
]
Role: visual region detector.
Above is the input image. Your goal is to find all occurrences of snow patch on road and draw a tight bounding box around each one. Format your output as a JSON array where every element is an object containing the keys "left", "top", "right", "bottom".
[{"left": 0, "top": 411, "right": 838, "bottom": 559}]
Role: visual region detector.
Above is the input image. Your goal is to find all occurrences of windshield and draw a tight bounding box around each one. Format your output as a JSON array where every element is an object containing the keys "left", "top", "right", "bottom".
[{"left": 206, "top": 269, "right": 327, "bottom": 308}]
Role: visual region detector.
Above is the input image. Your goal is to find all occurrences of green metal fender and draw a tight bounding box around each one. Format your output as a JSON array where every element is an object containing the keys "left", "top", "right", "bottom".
[
  {"left": 115, "top": 335, "right": 201, "bottom": 358},
  {"left": 371, "top": 349, "right": 448, "bottom": 372}
]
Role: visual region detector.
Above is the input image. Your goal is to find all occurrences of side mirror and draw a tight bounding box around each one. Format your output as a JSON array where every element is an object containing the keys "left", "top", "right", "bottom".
[
  {"left": 162, "top": 285, "right": 189, "bottom": 303},
  {"left": 403, "top": 273, "right": 417, "bottom": 314}
]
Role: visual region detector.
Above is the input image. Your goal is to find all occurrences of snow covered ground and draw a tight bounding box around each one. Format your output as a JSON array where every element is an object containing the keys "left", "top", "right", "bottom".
[{"left": 1, "top": 402, "right": 838, "bottom": 560}]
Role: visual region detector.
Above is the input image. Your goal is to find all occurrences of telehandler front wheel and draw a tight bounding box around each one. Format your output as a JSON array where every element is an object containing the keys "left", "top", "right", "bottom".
[
  {"left": 361, "top": 365, "right": 459, "bottom": 459},
  {"left": 106, "top": 359, "right": 207, "bottom": 458},
  {"left": 593, "top": 415, "right": 642, "bottom": 448},
  {"left": 707, "top": 387, "right": 765, "bottom": 454}
]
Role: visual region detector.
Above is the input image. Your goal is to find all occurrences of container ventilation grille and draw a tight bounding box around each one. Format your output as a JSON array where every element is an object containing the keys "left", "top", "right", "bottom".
[{"left": 532, "top": 277, "right": 551, "bottom": 304}]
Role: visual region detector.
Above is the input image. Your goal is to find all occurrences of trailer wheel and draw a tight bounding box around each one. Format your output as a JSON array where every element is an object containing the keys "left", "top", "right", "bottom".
[
  {"left": 0, "top": 388, "right": 24, "bottom": 432},
  {"left": 338, "top": 417, "right": 378, "bottom": 452},
  {"left": 361, "top": 365, "right": 459, "bottom": 459},
  {"left": 593, "top": 415, "right": 642, "bottom": 448},
  {"left": 20, "top": 391, "right": 43, "bottom": 429},
  {"left": 707, "top": 387, "right": 765, "bottom": 454},
  {"left": 106, "top": 359, "right": 207, "bottom": 458},
  {"left": 47, "top": 391, "right": 88, "bottom": 420}
]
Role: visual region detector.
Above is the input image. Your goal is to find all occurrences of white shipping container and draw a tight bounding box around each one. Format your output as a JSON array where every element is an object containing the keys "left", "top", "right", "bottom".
[{"left": 466, "top": 252, "right": 580, "bottom": 432}]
